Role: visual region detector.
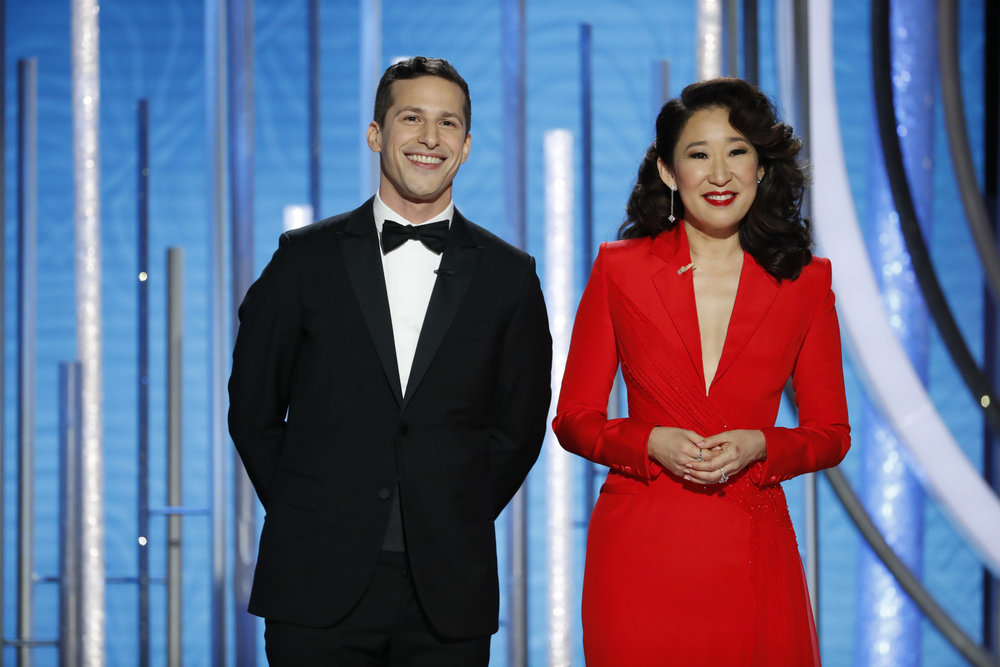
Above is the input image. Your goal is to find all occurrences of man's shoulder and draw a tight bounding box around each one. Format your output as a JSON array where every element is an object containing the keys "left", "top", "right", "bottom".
[
  {"left": 286, "top": 202, "right": 371, "bottom": 242},
  {"left": 458, "top": 214, "right": 534, "bottom": 267}
]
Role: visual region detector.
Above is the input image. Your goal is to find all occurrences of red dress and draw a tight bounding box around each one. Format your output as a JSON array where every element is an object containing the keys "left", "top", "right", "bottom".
[{"left": 553, "top": 226, "right": 850, "bottom": 666}]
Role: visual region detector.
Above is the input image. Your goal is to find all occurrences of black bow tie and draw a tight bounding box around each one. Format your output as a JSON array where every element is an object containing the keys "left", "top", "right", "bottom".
[{"left": 380, "top": 219, "right": 449, "bottom": 255}]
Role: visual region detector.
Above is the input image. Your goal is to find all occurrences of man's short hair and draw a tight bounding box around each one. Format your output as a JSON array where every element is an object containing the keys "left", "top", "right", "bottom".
[{"left": 373, "top": 56, "right": 471, "bottom": 133}]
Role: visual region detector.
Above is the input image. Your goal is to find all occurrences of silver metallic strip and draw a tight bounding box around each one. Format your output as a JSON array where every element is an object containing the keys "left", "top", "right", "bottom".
[
  {"left": 0, "top": 0, "right": 7, "bottom": 645},
  {"left": 360, "top": 0, "right": 381, "bottom": 198},
  {"left": 283, "top": 204, "right": 313, "bottom": 232},
  {"left": 17, "top": 57, "right": 37, "bottom": 667},
  {"left": 167, "top": 248, "right": 183, "bottom": 667},
  {"left": 544, "top": 129, "right": 574, "bottom": 667},
  {"left": 697, "top": 0, "right": 723, "bottom": 80},
  {"left": 204, "top": 0, "right": 228, "bottom": 661},
  {"left": 59, "top": 362, "right": 84, "bottom": 666},
  {"left": 71, "top": 0, "right": 106, "bottom": 662}
]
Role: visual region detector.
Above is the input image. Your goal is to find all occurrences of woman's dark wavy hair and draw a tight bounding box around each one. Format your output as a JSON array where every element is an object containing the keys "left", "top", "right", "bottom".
[{"left": 619, "top": 77, "right": 812, "bottom": 280}]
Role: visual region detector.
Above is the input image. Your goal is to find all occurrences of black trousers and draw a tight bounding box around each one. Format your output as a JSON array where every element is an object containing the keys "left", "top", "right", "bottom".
[{"left": 264, "top": 551, "right": 491, "bottom": 666}]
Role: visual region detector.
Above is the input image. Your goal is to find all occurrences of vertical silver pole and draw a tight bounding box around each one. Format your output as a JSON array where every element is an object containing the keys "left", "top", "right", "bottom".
[
  {"left": 359, "top": 0, "right": 381, "bottom": 198},
  {"left": 204, "top": 0, "right": 228, "bottom": 662},
  {"left": 136, "top": 98, "right": 151, "bottom": 667},
  {"left": 227, "top": 0, "right": 257, "bottom": 661},
  {"left": 59, "top": 362, "right": 83, "bottom": 667},
  {"left": 501, "top": 0, "right": 528, "bottom": 662},
  {"left": 0, "top": 0, "right": 7, "bottom": 650},
  {"left": 653, "top": 59, "right": 670, "bottom": 113},
  {"left": 544, "top": 129, "right": 575, "bottom": 667},
  {"left": 726, "top": 0, "right": 739, "bottom": 76},
  {"left": 308, "top": 0, "right": 320, "bottom": 217},
  {"left": 744, "top": 0, "right": 760, "bottom": 84},
  {"left": 792, "top": 0, "right": 819, "bottom": 625},
  {"left": 71, "top": 0, "right": 106, "bottom": 659},
  {"left": 580, "top": 25, "right": 598, "bottom": 517},
  {"left": 16, "top": 57, "right": 38, "bottom": 667},
  {"left": 167, "top": 248, "right": 184, "bottom": 667},
  {"left": 697, "top": 0, "right": 724, "bottom": 80}
]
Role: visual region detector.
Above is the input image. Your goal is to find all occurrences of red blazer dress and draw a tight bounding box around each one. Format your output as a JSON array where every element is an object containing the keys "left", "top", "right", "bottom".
[{"left": 553, "top": 225, "right": 851, "bottom": 666}]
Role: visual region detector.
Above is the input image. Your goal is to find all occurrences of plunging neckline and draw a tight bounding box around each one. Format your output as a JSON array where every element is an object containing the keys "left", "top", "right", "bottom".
[{"left": 691, "top": 252, "right": 744, "bottom": 395}]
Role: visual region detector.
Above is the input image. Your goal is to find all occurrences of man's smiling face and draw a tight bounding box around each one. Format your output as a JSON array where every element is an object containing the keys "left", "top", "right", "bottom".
[{"left": 366, "top": 75, "right": 471, "bottom": 222}]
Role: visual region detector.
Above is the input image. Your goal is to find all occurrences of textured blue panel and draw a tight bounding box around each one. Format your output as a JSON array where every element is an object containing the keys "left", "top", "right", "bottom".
[
  {"left": 0, "top": 0, "right": 989, "bottom": 665},
  {"left": 854, "top": 2, "right": 935, "bottom": 663}
]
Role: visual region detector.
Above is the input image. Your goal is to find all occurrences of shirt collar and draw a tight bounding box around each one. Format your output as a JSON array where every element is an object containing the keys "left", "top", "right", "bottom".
[{"left": 373, "top": 192, "right": 454, "bottom": 234}]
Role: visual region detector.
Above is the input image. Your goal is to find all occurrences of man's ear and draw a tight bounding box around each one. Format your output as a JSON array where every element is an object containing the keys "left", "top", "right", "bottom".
[
  {"left": 459, "top": 132, "right": 471, "bottom": 165},
  {"left": 366, "top": 121, "right": 382, "bottom": 153}
]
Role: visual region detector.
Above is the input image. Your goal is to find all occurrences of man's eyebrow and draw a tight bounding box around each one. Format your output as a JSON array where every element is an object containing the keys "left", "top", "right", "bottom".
[{"left": 395, "top": 106, "right": 464, "bottom": 123}]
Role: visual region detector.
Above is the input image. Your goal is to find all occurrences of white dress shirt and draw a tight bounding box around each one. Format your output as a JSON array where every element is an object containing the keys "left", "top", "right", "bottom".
[{"left": 373, "top": 193, "right": 452, "bottom": 396}]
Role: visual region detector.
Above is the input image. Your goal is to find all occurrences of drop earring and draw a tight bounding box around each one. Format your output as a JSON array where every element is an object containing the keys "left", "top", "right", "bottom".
[{"left": 668, "top": 186, "right": 676, "bottom": 223}]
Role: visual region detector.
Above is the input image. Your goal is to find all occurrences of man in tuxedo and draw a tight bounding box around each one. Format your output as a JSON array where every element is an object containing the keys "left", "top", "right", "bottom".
[{"left": 228, "top": 56, "right": 552, "bottom": 665}]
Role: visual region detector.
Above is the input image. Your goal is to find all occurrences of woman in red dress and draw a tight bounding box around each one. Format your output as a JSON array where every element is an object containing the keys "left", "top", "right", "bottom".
[{"left": 553, "top": 78, "right": 851, "bottom": 666}]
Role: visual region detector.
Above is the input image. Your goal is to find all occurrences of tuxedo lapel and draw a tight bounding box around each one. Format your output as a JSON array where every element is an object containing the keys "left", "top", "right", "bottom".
[
  {"left": 337, "top": 202, "right": 404, "bottom": 404},
  {"left": 402, "top": 211, "right": 483, "bottom": 408}
]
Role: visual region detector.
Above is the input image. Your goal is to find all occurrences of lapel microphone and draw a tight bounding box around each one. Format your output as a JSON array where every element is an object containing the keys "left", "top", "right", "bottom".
[{"left": 434, "top": 269, "right": 454, "bottom": 276}]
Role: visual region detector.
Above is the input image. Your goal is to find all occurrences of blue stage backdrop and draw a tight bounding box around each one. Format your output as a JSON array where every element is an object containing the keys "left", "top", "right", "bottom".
[{"left": 0, "top": 0, "right": 990, "bottom": 665}]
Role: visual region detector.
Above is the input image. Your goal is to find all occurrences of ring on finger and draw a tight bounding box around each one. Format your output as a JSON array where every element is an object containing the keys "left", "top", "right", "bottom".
[
  {"left": 696, "top": 451, "right": 703, "bottom": 462},
  {"left": 718, "top": 469, "right": 729, "bottom": 484}
]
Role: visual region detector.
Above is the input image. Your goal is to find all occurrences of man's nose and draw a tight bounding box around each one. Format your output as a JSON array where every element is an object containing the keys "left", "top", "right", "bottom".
[{"left": 419, "top": 123, "right": 439, "bottom": 148}]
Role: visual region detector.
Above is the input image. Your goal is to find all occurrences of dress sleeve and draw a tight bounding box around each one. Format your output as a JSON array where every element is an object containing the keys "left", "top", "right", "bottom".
[
  {"left": 753, "top": 258, "right": 851, "bottom": 485},
  {"left": 552, "top": 245, "right": 661, "bottom": 481}
]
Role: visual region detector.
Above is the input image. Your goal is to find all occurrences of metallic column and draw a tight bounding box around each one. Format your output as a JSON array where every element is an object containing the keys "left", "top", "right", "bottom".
[
  {"left": 59, "top": 362, "right": 83, "bottom": 666},
  {"left": 283, "top": 205, "right": 313, "bottom": 232},
  {"left": 17, "top": 57, "right": 37, "bottom": 667},
  {"left": 579, "top": 24, "right": 593, "bottom": 266},
  {"left": 696, "top": 0, "right": 723, "bottom": 80},
  {"left": 501, "top": 1, "right": 528, "bottom": 662},
  {"left": 136, "top": 98, "right": 151, "bottom": 667},
  {"left": 0, "top": 0, "right": 6, "bottom": 650},
  {"left": 986, "top": 0, "right": 1000, "bottom": 653},
  {"left": 775, "top": 0, "right": 799, "bottom": 129},
  {"left": 793, "top": 0, "right": 821, "bottom": 623},
  {"left": 773, "top": 0, "right": 820, "bottom": 620},
  {"left": 580, "top": 25, "right": 601, "bottom": 516},
  {"left": 744, "top": 0, "right": 759, "bottom": 84},
  {"left": 227, "top": 0, "right": 257, "bottom": 661},
  {"left": 725, "top": 0, "right": 739, "bottom": 76},
  {"left": 855, "top": 2, "right": 935, "bottom": 664},
  {"left": 167, "top": 248, "right": 183, "bottom": 667},
  {"left": 308, "top": 0, "right": 320, "bottom": 217},
  {"left": 652, "top": 59, "right": 670, "bottom": 114},
  {"left": 544, "top": 129, "right": 574, "bottom": 667},
  {"left": 359, "top": 0, "right": 381, "bottom": 197},
  {"left": 204, "top": 0, "right": 228, "bottom": 662},
  {"left": 71, "top": 0, "right": 106, "bottom": 660}
]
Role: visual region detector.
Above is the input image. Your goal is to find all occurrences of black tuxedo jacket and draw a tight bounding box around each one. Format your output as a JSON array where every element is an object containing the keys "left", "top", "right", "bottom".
[{"left": 228, "top": 199, "right": 552, "bottom": 638}]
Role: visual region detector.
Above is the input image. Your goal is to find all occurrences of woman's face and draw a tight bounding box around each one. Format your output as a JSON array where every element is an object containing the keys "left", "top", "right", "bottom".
[{"left": 657, "top": 106, "right": 764, "bottom": 238}]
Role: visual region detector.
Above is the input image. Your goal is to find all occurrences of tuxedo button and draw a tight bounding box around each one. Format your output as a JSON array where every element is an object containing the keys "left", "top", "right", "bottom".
[
  {"left": 378, "top": 488, "right": 391, "bottom": 500},
  {"left": 399, "top": 423, "right": 409, "bottom": 436}
]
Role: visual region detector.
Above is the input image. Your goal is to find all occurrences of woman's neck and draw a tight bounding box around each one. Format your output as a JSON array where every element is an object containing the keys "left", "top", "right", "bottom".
[{"left": 684, "top": 221, "right": 742, "bottom": 266}]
